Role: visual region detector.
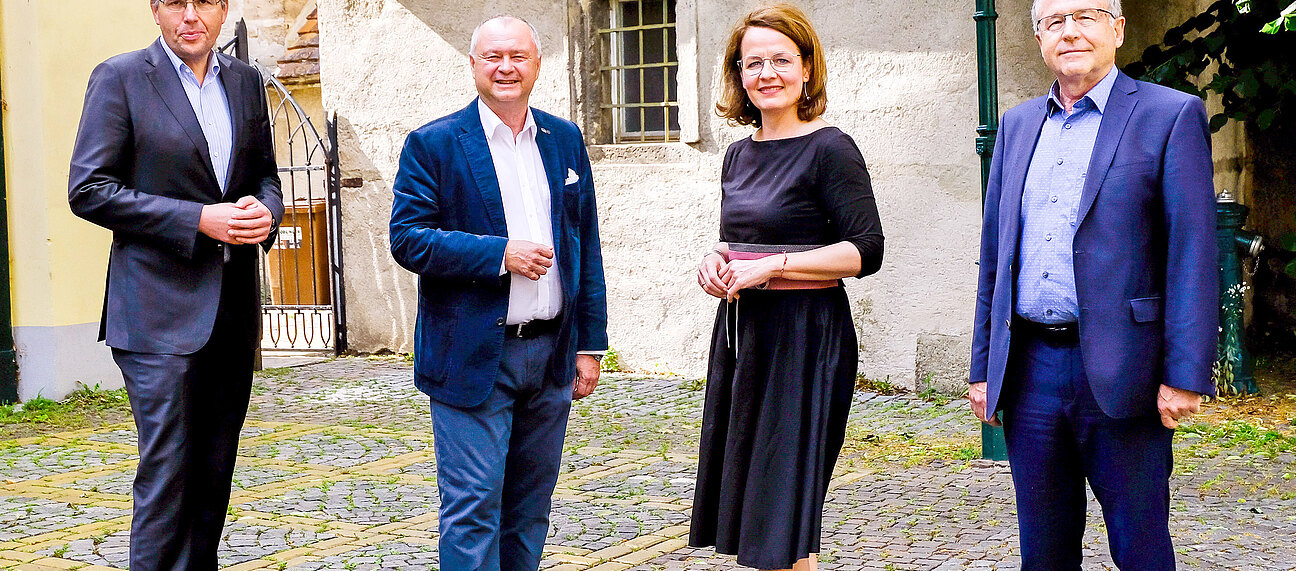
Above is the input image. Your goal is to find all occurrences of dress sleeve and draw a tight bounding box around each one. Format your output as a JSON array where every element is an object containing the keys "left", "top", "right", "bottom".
[
  {"left": 717, "top": 141, "right": 739, "bottom": 242},
  {"left": 816, "top": 132, "right": 884, "bottom": 278}
]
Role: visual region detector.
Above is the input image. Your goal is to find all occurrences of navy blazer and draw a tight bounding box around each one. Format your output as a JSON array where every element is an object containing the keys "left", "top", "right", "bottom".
[
  {"left": 69, "top": 39, "right": 284, "bottom": 355},
  {"left": 390, "top": 100, "right": 609, "bottom": 408},
  {"left": 971, "top": 71, "right": 1218, "bottom": 419}
]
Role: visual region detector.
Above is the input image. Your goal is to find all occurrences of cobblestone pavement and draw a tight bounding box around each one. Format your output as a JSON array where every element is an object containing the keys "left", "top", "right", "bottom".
[{"left": 1, "top": 356, "right": 1293, "bottom": 570}]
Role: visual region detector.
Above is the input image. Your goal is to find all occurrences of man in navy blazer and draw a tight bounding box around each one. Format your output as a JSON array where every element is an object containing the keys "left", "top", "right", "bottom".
[
  {"left": 968, "top": 0, "right": 1216, "bottom": 568},
  {"left": 68, "top": 1, "right": 283, "bottom": 569},
  {"left": 389, "top": 15, "right": 607, "bottom": 571}
]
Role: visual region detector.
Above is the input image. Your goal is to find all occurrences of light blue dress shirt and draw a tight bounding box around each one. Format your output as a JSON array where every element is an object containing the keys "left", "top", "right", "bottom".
[
  {"left": 159, "top": 39, "right": 234, "bottom": 194},
  {"left": 1015, "top": 67, "right": 1118, "bottom": 324}
]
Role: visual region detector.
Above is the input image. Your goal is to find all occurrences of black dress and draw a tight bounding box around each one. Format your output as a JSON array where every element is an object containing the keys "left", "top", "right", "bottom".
[{"left": 689, "top": 127, "right": 884, "bottom": 569}]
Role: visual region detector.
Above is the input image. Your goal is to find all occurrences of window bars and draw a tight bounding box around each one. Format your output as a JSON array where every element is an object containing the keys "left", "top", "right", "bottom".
[{"left": 599, "top": 0, "right": 681, "bottom": 143}]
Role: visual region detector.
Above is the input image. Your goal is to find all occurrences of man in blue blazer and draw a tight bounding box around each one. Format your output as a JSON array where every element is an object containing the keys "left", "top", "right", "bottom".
[
  {"left": 389, "top": 15, "right": 607, "bottom": 571},
  {"left": 968, "top": 0, "right": 1216, "bottom": 568},
  {"left": 68, "top": 1, "right": 283, "bottom": 569}
]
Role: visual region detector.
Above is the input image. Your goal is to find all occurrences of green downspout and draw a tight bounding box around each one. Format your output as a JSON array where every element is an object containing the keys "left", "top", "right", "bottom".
[
  {"left": 0, "top": 68, "right": 19, "bottom": 404},
  {"left": 975, "top": 0, "right": 1008, "bottom": 461}
]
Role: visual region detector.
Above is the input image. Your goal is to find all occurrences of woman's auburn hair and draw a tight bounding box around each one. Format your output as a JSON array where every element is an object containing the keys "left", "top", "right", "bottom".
[{"left": 716, "top": 3, "right": 828, "bottom": 128}]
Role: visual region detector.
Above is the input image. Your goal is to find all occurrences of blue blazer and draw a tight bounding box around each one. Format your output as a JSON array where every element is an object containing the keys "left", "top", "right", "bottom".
[
  {"left": 69, "top": 40, "right": 284, "bottom": 355},
  {"left": 390, "top": 100, "right": 608, "bottom": 408},
  {"left": 971, "top": 71, "right": 1218, "bottom": 419}
]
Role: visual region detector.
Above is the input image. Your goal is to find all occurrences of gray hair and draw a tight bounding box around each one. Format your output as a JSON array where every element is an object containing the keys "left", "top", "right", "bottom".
[
  {"left": 1031, "top": 0, "right": 1122, "bottom": 29},
  {"left": 469, "top": 15, "right": 542, "bottom": 56}
]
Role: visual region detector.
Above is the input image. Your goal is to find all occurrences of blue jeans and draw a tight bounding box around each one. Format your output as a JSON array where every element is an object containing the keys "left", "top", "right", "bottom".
[
  {"left": 1002, "top": 332, "right": 1176, "bottom": 570},
  {"left": 430, "top": 332, "right": 572, "bottom": 571}
]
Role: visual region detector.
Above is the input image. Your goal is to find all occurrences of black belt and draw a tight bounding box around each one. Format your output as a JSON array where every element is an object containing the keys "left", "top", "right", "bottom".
[
  {"left": 505, "top": 316, "right": 562, "bottom": 339},
  {"left": 1014, "top": 315, "right": 1079, "bottom": 345}
]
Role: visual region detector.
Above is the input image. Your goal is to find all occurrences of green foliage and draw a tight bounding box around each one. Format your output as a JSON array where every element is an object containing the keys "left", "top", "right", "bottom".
[
  {"left": 856, "top": 375, "right": 906, "bottom": 395},
  {"left": 1261, "top": 1, "right": 1296, "bottom": 32},
  {"left": 1126, "top": 0, "right": 1296, "bottom": 132},
  {"left": 600, "top": 347, "right": 622, "bottom": 372},
  {"left": 1284, "top": 217, "right": 1296, "bottom": 277},
  {"left": 0, "top": 384, "right": 129, "bottom": 427}
]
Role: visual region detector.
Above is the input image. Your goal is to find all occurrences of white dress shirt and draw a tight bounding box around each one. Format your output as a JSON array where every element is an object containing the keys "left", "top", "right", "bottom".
[{"left": 479, "top": 100, "right": 563, "bottom": 324}]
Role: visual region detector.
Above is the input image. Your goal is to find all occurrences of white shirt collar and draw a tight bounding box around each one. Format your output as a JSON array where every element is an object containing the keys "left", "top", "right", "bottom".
[
  {"left": 158, "top": 37, "right": 221, "bottom": 83},
  {"left": 477, "top": 99, "right": 536, "bottom": 143}
]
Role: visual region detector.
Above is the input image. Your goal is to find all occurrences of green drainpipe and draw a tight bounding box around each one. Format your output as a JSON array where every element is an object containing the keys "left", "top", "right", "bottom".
[
  {"left": 0, "top": 68, "right": 19, "bottom": 404},
  {"left": 975, "top": 0, "right": 1008, "bottom": 461}
]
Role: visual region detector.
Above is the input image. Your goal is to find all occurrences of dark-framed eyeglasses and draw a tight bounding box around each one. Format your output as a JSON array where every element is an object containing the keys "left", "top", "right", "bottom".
[
  {"left": 1035, "top": 8, "right": 1116, "bottom": 34},
  {"left": 736, "top": 53, "right": 801, "bottom": 76},
  {"left": 158, "top": 0, "right": 226, "bottom": 14}
]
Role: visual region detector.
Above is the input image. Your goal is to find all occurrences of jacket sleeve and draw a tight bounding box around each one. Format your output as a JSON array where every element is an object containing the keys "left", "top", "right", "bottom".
[
  {"left": 969, "top": 120, "right": 1006, "bottom": 385},
  {"left": 1159, "top": 97, "right": 1219, "bottom": 396},
  {"left": 389, "top": 131, "right": 508, "bottom": 280},
  {"left": 573, "top": 139, "right": 609, "bottom": 353},
  {"left": 68, "top": 61, "right": 204, "bottom": 258}
]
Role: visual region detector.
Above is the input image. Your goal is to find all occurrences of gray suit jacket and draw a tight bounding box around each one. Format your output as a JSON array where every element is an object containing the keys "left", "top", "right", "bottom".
[{"left": 69, "top": 39, "right": 284, "bottom": 355}]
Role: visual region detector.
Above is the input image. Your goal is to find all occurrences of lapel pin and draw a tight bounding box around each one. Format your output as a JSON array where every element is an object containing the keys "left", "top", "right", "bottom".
[{"left": 540, "top": 127, "right": 551, "bottom": 135}]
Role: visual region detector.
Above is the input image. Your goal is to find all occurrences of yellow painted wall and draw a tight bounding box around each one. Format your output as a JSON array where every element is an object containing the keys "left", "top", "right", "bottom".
[{"left": 1, "top": 0, "right": 157, "bottom": 329}]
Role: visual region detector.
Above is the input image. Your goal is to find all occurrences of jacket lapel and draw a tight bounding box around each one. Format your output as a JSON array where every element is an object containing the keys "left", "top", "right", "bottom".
[
  {"left": 532, "top": 113, "right": 565, "bottom": 241},
  {"left": 457, "top": 102, "right": 508, "bottom": 235},
  {"left": 144, "top": 40, "right": 220, "bottom": 195},
  {"left": 216, "top": 52, "right": 245, "bottom": 196},
  {"left": 1000, "top": 98, "right": 1048, "bottom": 261},
  {"left": 1077, "top": 72, "right": 1138, "bottom": 225}
]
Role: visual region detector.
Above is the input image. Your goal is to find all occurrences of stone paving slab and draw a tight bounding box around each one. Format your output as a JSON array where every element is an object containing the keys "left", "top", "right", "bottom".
[{"left": 0, "top": 357, "right": 1292, "bottom": 570}]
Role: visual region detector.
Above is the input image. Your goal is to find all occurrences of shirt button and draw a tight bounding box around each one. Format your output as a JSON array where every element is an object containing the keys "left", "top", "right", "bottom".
[
  {"left": 1064, "top": 123, "right": 1072, "bottom": 129},
  {"left": 1056, "top": 159, "right": 1064, "bottom": 165},
  {"left": 1045, "top": 233, "right": 1053, "bottom": 241},
  {"left": 1050, "top": 196, "right": 1058, "bottom": 203},
  {"left": 1046, "top": 309, "right": 1054, "bottom": 316},
  {"left": 1042, "top": 271, "right": 1049, "bottom": 279}
]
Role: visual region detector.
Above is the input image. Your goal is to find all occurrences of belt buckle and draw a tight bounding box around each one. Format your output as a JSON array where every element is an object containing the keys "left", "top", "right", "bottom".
[{"left": 514, "top": 321, "right": 532, "bottom": 338}]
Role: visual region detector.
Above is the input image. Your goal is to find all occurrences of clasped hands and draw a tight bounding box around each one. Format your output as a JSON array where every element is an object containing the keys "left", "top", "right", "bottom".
[
  {"left": 968, "top": 381, "right": 1202, "bottom": 430},
  {"left": 696, "top": 251, "right": 780, "bottom": 302},
  {"left": 199, "top": 196, "right": 274, "bottom": 245}
]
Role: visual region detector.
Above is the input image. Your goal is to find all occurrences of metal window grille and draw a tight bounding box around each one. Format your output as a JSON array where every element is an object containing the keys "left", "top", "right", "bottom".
[{"left": 599, "top": 0, "right": 680, "bottom": 142}]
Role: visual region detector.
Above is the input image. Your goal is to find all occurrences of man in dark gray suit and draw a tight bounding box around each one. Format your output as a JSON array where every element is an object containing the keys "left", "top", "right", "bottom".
[{"left": 68, "top": 1, "right": 282, "bottom": 568}]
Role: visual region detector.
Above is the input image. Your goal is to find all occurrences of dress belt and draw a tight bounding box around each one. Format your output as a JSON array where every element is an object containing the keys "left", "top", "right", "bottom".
[
  {"left": 505, "top": 316, "right": 562, "bottom": 339},
  {"left": 1013, "top": 315, "right": 1080, "bottom": 344},
  {"left": 726, "top": 243, "right": 840, "bottom": 290}
]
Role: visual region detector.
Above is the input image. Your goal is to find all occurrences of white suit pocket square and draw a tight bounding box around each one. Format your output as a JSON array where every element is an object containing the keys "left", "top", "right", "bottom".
[{"left": 565, "top": 168, "right": 579, "bottom": 185}]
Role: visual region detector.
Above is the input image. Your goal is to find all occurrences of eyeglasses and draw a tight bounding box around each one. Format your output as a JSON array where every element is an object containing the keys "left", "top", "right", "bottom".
[
  {"left": 475, "top": 53, "right": 536, "bottom": 66},
  {"left": 1035, "top": 8, "right": 1116, "bottom": 33},
  {"left": 157, "top": 0, "right": 225, "bottom": 13},
  {"left": 736, "top": 53, "right": 801, "bottom": 76}
]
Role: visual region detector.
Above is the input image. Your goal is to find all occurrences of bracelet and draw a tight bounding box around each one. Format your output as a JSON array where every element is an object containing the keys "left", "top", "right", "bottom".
[
  {"left": 703, "top": 249, "right": 725, "bottom": 260},
  {"left": 778, "top": 253, "right": 788, "bottom": 278}
]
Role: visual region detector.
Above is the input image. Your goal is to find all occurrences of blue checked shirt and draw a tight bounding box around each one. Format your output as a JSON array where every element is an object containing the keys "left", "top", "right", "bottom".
[
  {"left": 1015, "top": 67, "right": 1118, "bottom": 324},
  {"left": 159, "top": 39, "right": 233, "bottom": 194}
]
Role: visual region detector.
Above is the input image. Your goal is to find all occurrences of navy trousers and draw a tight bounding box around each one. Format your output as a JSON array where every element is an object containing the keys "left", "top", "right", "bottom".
[
  {"left": 1002, "top": 331, "right": 1176, "bottom": 570},
  {"left": 431, "top": 331, "right": 572, "bottom": 571},
  {"left": 111, "top": 276, "right": 258, "bottom": 571}
]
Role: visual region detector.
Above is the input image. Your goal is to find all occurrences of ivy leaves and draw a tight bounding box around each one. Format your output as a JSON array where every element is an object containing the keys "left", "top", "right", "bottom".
[
  {"left": 1126, "top": 0, "right": 1296, "bottom": 132},
  {"left": 1260, "top": 1, "right": 1296, "bottom": 33}
]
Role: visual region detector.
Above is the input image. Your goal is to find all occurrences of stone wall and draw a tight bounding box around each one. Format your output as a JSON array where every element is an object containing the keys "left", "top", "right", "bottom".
[{"left": 314, "top": 0, "right": 1247, "bottom": 387}]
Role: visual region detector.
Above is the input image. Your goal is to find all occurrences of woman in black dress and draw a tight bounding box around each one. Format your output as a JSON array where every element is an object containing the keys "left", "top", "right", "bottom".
[{"left": 688, "top": 4, "right": 884, "bottom": 570}]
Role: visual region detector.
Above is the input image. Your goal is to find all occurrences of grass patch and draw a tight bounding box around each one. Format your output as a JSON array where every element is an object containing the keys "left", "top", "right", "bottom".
[
  {"left": 840, "top": 425, "right": 980, "bottom": 467},
  {"left": 856, "top": 375, "right": 906, "bottom": 395},
  {"left": 1176, "top": 420, "right": 1296, "bottom": 459},
  {"left": 0, "top": 384, "right": 132, "bottom": 440}
]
